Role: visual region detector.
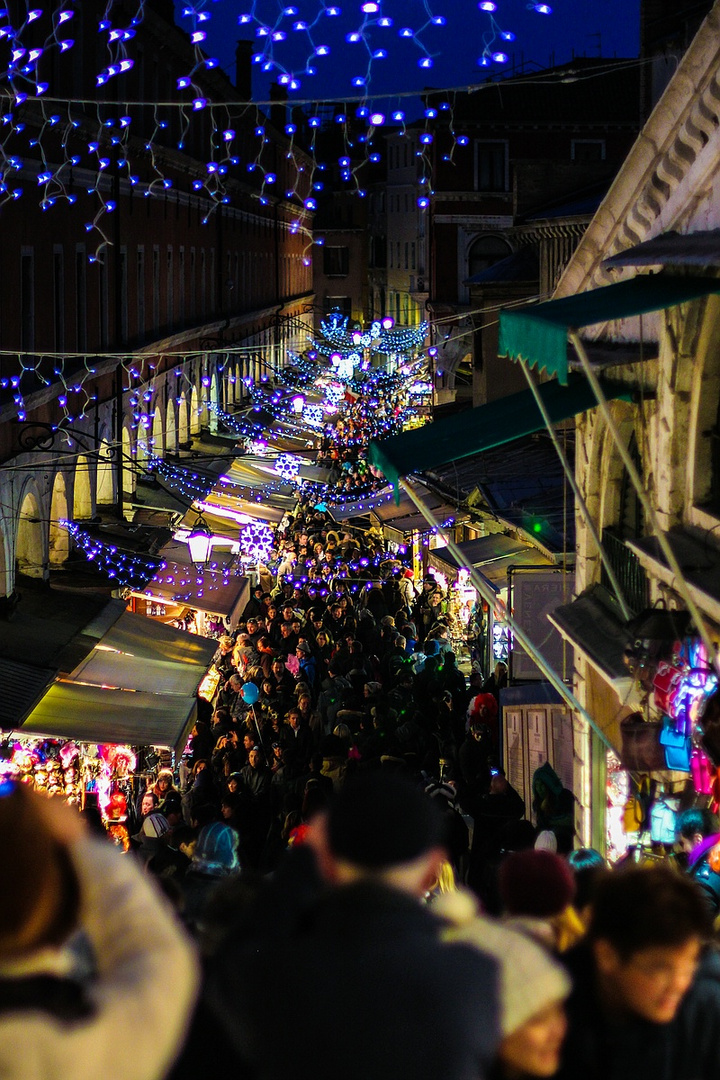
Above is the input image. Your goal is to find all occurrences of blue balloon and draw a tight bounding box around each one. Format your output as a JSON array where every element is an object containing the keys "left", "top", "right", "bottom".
[{"left": 241, "top": 681, "right": 260, "bottom": 705}]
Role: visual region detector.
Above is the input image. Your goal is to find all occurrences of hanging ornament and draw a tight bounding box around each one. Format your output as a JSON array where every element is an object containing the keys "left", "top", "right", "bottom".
[{"left": 240, "top": 521, "right": 275, "bottom": 562}]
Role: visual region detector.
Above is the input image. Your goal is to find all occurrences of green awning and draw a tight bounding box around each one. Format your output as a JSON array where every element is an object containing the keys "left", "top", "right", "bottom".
[
  {"left": 498, "top": 274, "right": 720, "bottom": 384},
  {"left": 368, "top": 375, "right": 631, "bottom": 491}
]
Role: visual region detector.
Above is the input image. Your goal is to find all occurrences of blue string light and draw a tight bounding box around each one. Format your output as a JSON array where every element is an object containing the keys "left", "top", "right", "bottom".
[{"left": 149, "top": 456, "right": 217, "bottom": 502}]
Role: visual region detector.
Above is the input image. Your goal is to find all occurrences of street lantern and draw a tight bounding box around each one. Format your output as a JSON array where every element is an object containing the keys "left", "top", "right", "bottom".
[{"left": 187, "top": 515, "right": 213, "bottom": 567}]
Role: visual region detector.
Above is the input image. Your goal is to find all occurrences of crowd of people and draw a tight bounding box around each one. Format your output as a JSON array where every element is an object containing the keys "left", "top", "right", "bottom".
[{"left": 5, "top": 498, "right": 720, "bottom": 1080}]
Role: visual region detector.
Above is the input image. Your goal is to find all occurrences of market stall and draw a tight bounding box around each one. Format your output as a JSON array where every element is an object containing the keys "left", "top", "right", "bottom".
[
  {"left": 132, "top": 548, "right": 250, "bottom": 633},
  {"left": 4, "top": 609, "right": 218, "bottom": 845}
]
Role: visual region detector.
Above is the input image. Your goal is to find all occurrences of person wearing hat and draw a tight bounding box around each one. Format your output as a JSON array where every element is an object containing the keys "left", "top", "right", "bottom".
[
  {"left": 180, "top": 822, "right": 241, "bottom": 939},
  {"left": 0, "top": 781, "right": 197, "bottom": 1080},
  {"left": 498, "top": 849, "right": 586, "bottom": 953},
  {"left": 444, "top": 906, "right": 570, "bottom": 1078},
  {"left": 131, "top": 811, "right": 172, "bottom": 867},
  {"left": 294, "top": 639, "right": 318, "bottom": 689}
]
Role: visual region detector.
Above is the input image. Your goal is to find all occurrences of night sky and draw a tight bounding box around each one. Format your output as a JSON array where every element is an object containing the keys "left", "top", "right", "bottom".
[{"left": 178, "top": 0, "right": 642, "bottom": 107}]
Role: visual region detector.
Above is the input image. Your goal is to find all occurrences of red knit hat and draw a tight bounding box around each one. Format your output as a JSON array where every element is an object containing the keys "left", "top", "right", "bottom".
[{"left": 499, "top": 849, "right": 576, "bottom": 917}]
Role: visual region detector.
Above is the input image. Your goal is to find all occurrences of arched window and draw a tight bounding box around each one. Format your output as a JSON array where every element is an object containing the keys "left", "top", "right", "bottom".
[
  {"left": 468, "top": 235, "right": 512, "bottom": 278},
  {"left": 16, "top": 490, "right": 45, "bottom": 579},
  {"left": 49, "top": 472, "right": 70, "bottom": 565}
]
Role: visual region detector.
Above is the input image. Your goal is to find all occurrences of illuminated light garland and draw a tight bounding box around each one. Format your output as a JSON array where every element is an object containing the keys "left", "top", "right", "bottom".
[
  {"left": 0, "top": 0, "right": 557, "bottom": 242},
  {"left": 148, "top": 559, "right": 239, "bottom": 604},
  {"left": 60, "top": 519, "right": 166, "bottom": 589},
  {"left": 209, "top": 401, "right": 268, "bottom": 439},
  {"left": 318, "top": 312, "right": 428, "bottom": 358},
  {"left": 149, "top": 455, "right": 216, "bottom": 502},
  {"left": 240, "top": 520, "right": 275, "bottom": 562}
]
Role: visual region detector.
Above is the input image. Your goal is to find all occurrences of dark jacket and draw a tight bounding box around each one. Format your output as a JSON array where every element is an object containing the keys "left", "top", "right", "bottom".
[
  {"left": 204, "top": 848, "right": 499, "bottom": 1080},
  {"left": 688, "top": 835, "right": 720, "bottom": 916},
  {"left": 559, "top": 943, "right": 720, "bottom": 1080}
]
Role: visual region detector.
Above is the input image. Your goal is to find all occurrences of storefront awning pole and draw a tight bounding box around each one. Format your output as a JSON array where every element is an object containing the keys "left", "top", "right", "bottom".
[
  {"left": 569, "top": 329, "right": 720, "bottom": 679},
  {"left": 520, "top": 364, "right": 632, "bottom": 621},
  {"left": 398, "top": 477, "right": 613, "bottom": 750}
]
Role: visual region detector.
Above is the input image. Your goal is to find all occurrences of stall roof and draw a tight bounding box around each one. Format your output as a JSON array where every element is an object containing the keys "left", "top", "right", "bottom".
[
  {"left": 142, "top": 561, "right": 249, "bottom": 621},
  {"left": 0, "top": 658, "right": 58, "bottom": 729},
  {"left": 14, "top": 609, "right": 216, "bottom": 753},
  {"left": 628, "top": 526, "right": 720, "bottom": 626},
  {"left": 19, "top": 681, "right": 198, "bottom": 756},
  {"left": 430, "top": 533, "right": 553, "bottom": 591},
  {"left": 98, "top": 610, "right": 218, "bottom": 666},
  {"left": 222, "top": 456, "right": 293, "bottom": 489},
  {"left": 498, "top": 274, "right": 720, "bottom": 384},
  {"left": 210, "top": 486, "right": 293, "bottom": 517},
  {"left": 0, "top": 586, "right": 125, "bottom": 672},
  {"left": 328, "top": 487, "right": 396, "bottom": 522},
  {"left": 369, "top": 376, "right": 631, "bottom": 490},
  {"left": 186, "top": 496, "right": 286, "bottom": 529},
  {"left": 73, "top": 644, "right": 210, "bottom": 698},
  {"left": 372, "top": 482, "right": 460, "bottom": 533},
  {"left": 427, "top": 433, "right": 575, "bottom": 554},
  {"left": 602, "top": 230, "right": 720, "bottom": 269},
  {"left": 549, "top": 584, "right": 631, "bottom": 684}
]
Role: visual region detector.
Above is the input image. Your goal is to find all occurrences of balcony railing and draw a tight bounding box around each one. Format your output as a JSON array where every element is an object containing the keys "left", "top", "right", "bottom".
[{"left": 600, "top": 526, "right": 649, "bottom": 615}]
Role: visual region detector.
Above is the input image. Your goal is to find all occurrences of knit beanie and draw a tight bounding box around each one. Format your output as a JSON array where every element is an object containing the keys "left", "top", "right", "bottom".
[
  {"left": 534, "top": 830, "right": 558, "bottom": 853},
  {"left": 499, "top": 849, "right": 576, "bottom": 917},
  {"left": 446, "top": 914, "right": 571, "bottom": 1037},
  {"left": 328, "top": 773, "right": 445, "bottom": 869}
]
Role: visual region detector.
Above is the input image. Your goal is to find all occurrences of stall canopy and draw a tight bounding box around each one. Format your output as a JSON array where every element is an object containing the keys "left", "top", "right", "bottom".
[
  {"left": 20, "top": 682, "right": 199, "bottom": 756},
  {"left": 18, "top": 610, "right": 216, "bottom": 755},
  {"left": 430, "top": 533, "right": 554, "bottom": 591},
  {"left": 372, "top": 481, "right": 461, "bottom": 535},
  {"left": 602, "top": 230, "right": 720, "bottom": 269},
  {"left": 497, "top": 274, "right": 720, "bottom": 385},
  {"left": 140, "top": 560, "right": 249, "bottom": 625},
  {"left": 368, "top": 375, "right": 631, "bottom": 491},
  {"left": 205, "top": 488, "right": 291, "bottom": 522},
  {"left": 328, "top": 487, "right": 396, "bottom": 522}
]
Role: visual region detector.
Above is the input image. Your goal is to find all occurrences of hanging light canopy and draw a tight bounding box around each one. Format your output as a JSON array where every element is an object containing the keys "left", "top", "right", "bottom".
[{"left": 187, "top": 514, "right": 213, "bottom": 567}]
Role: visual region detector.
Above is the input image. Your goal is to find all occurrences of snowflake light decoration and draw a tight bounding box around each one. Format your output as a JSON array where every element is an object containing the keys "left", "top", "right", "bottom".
[
  {"left": 240, "top": 521, "right": 275, "bottom": 562},
  {"left": 303, "top": 403, "right": 324, "bottom": 428},
  {"left": 274, "top": 453, "right": 301, "bottom": 481}
]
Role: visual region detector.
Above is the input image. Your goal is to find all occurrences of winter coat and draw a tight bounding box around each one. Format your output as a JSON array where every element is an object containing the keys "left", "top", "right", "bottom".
[
  {"left": 559, "top": 943, "right": 720, "bottom": 1080},
  {"left": 688, "top": 834, "right": 720, "bottom": 916},
  {"left": 203, "top": 848, "right": 500, "bottom": 1080},
  {"left": 0, "top": 837, "right": 198, "bottom": 1080}
]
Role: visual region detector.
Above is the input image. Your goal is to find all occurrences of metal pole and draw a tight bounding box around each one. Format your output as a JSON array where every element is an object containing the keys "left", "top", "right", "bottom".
[
  {"left": 398, "top": 477, "right": 613, "bottom": 750},
  {"left": 520, "top": 364, "right": 632, "bottom": 621}
]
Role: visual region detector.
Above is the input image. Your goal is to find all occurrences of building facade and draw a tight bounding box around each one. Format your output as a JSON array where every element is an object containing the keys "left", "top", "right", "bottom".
[
  {"left": 425, "top": 60, "right": 642, "bottom": 405},
  {"left": 0, "top": 0, "right": 314, "bottom": 600},
  {"left": 543, "top": 0, "right": 720, "bottom": 849}
]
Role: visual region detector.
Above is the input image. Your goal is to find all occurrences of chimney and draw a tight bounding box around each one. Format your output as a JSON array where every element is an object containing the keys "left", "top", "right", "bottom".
[
  {"left": 270, "top": 82, "right": 288, "bottom": 133},
  {"left": 235, "top": 39, "right": 253, "bottom": 101}
]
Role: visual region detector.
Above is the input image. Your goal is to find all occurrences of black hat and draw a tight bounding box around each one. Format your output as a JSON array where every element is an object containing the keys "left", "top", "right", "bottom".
[{"left": 327, "top": 773, "right": 445, "bottom": 869}]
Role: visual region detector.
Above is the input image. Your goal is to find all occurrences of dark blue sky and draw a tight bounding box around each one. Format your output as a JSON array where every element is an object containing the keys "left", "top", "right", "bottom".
[{"left": 178, "top": 0, "right": 642, "bottom": 106}]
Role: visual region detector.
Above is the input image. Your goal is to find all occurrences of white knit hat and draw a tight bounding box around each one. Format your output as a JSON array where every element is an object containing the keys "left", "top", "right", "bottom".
[
  {"left": 443, "top": 908, "right": 571, "bottom": 1036},
  {"left": 534, "top": 829, "right": 558, "bottom": 853}
]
